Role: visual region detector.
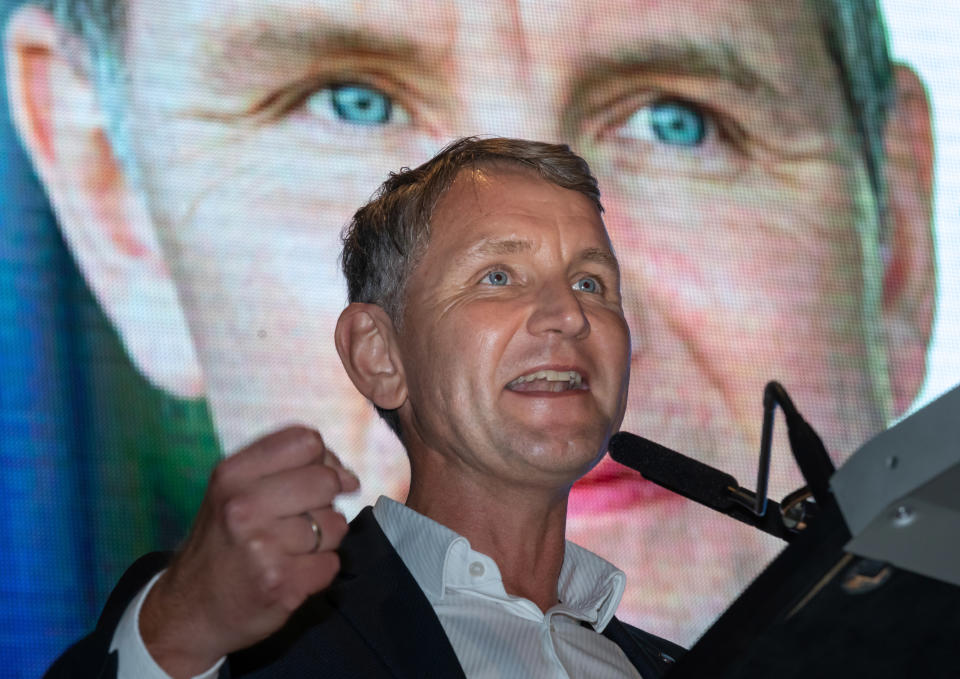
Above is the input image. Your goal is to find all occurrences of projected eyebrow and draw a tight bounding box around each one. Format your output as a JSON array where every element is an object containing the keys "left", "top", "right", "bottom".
[
  {"left": 575, "top": 39, "right": 784, "bottom": 99},
  {"left": 191, "top": 17, "right": 454, "bottom": 120},
  {"left": 219, "top": 26, "right": 432, "bottom": 65},
  {"left": 206, "top": 6, "right": 456, "bottom": 79}
]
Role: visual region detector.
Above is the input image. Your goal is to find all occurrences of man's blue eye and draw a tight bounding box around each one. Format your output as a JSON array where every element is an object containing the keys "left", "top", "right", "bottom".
[
  {"left": 651, "top": 101, "right": 706, "bottom": 146},
  {"left": 329, "top": 85, "right": 393, "bottom": 125},
  {"left": 573, "top": 277, "right": 600, "bottom": 293},
  {"left": 485, "top": 271, "right": 510, "bottom": 286},
  {"left": 620, "top": 100, "right": 707, "bottom": 147},
  {"left": 305, "top": 85, "right": 410, "bottom": 127}
]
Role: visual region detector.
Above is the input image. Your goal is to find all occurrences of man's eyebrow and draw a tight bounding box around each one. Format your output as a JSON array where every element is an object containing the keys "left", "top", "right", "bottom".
[
  {"left": 465, "top": 239, "right": 535, "bottom": 259},
  {"left": 218, "top": 25, "right": 432, "bottom": 65},
  {"left": 574, "top": 38, "right": 785, "bottom": 99},
  {"left": 458, "top": 240, "right": 619, "bottom": 274},
  {"left": 193, "top": 17, "right": 453, "bottom": 116},
  {"left": 577, "top": 247, "right": 620, "bottom": 274}
]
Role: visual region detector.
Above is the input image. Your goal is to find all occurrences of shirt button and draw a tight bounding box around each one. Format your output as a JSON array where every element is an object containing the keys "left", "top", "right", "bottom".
[{"left": 469, "top": 561, "right": 485, "bottom": 577}]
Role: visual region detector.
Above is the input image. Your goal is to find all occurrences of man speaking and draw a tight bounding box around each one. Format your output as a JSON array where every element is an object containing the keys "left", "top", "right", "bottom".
[
  {"left": 48, "top": 137, "right": 684, "bottom": 678},
  {"left": 5, "top": 0, "right": 936, "bottom": 650}
]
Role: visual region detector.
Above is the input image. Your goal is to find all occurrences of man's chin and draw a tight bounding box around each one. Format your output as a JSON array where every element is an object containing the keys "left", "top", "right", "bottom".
[{"left": 513, "top": 428, "right": 609, "bottom": 469}]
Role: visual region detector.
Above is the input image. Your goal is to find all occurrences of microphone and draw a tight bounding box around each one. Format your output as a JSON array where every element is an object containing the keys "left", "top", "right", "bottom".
[
  {"left": 609, "top": 433, "right": 738, "bottom": 511},
  {"left": 608, "top": 432, "right": 797, "bottom": 542}
]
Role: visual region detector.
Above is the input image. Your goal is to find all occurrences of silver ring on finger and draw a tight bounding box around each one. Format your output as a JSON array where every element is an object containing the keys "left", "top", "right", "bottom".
[{"left": 301, "top": 511, "right": 322, "bottom": 553}]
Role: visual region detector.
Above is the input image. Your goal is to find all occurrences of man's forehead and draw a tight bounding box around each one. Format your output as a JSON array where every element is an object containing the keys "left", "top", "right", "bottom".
[
  {"left": 435, "top": 166, "right": 597, "bottom": 222},
  {"left": 176, "top": 0, "right": 458, "bottom": 64},
  {"left": 142, "top": 0, "right": 826, "bottom": 92},
  {"left": 430, "top": 169, "right": 616, "bottom": 265}
]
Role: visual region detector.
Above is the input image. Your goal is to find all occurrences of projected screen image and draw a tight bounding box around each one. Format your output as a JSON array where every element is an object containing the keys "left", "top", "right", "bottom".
[{"left": 1, "top": 0, "right": 958, "bottom": 675}]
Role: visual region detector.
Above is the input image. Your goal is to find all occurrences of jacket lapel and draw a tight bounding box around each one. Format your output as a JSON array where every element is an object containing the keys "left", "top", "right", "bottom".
[
  {"left": 602, "top": 616, "right": 675, "bottom": 678},
  {"left": 326, "top": 508, "right": 466, "bottom": 679}
]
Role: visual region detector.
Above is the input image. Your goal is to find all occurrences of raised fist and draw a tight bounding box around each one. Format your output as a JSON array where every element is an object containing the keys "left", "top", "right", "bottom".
[{"left": 139, "top": 426, "right": 360, "bottom": 678}]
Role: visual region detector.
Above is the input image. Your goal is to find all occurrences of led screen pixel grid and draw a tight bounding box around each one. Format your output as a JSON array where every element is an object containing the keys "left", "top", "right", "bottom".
[{"left": 1, "top": 1, "right": 958, "bottom": 677}]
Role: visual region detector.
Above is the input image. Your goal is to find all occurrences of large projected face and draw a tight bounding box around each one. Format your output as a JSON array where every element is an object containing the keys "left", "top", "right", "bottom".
[{"left": 6, "top": 0, "right": 934, "bottom": 644}]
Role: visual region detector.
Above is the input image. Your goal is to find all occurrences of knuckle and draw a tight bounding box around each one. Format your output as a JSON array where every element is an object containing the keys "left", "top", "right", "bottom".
[
  {"left": 223, "top": 495, "right": 253, "bottom": 532},
  {"left": 245, "top": 536, "right": 270, "bottom": 564},
  {"left": 257, "top": 565, "right": 283, "bottom": 595},
  {"left": 249, "top": 540, "right": 282, "bottom": 585}
]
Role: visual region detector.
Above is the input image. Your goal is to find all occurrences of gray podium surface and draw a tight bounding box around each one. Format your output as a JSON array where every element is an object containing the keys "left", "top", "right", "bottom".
[{"left": 832, "top": 384, "right": 960, "bottom": 587}]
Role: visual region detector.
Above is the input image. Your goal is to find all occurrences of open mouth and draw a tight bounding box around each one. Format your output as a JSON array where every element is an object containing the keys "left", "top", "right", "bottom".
[{"left": 506, "top": 369, "right": 587, "bottom": 393}]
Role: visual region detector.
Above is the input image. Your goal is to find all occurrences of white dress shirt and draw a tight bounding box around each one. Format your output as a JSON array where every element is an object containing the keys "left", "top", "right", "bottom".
[{"left": 111, "top": 497, "right": 643, "bottom": 678}]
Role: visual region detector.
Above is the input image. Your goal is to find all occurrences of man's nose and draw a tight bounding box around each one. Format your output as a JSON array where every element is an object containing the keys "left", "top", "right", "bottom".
[{"left": 526, "top": 280, "right": 590, "bottom": 339}]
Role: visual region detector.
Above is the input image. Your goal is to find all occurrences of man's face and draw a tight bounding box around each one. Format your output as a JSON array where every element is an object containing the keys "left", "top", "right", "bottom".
[
  {"left": 396, "top": 168, "right": 630, "bottom": 492},
  {"left": 25, "top": 0, "right": 930, "bottom": 643}
]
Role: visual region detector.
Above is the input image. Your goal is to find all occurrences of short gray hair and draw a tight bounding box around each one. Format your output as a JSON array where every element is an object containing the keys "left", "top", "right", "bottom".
[{"left": 340, "top": 136, "right": 602, "bottom": 435}]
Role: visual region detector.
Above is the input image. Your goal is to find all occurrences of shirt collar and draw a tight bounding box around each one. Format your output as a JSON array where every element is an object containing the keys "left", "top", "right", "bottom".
[
  {"left": 372, "top": 495, "right": 465, "bottom": 602},
  {"left": 371, "top": 496, "right": 626, "bottom": 631},
  {"left": 557, "top": 539, "right": 627, "bottom": 631}
]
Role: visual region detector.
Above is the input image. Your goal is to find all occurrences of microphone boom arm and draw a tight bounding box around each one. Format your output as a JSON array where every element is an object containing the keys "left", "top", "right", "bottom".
[{"left": 609, "top": 381, "right": 836, "bottom": 543}]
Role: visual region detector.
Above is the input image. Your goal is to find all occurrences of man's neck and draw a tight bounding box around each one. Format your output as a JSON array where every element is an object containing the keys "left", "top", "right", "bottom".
[{"left": 405, "top": 475, "right": 570, "bottom": 612}]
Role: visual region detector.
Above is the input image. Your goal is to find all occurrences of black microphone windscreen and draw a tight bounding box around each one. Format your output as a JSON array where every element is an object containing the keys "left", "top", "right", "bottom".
[{"left": 608, "top": 432, "right": 739, "bottom": 511}]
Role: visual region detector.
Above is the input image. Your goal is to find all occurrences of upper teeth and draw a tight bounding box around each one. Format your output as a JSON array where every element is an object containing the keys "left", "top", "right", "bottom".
[{"left": 509, "top": 370, "right": 583, "bottom": 387}]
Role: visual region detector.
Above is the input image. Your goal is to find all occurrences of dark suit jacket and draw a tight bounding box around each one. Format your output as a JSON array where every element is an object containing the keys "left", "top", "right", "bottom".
[{"left": 46, "top": 508, "right": 684, "bottom": 678}]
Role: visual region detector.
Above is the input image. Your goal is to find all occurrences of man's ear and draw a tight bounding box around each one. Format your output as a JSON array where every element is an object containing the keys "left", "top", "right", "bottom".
[
  {"left": 881, "top": 64, "right": 936, "bottom": 416},
  {"left": 3, "top": 5, "right": 203, "bottom": 397},
  {"left": 335, "top": 304, "right": 407, "bottom": 410}
]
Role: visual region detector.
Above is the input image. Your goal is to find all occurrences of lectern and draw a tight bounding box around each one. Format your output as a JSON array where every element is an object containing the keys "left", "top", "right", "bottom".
[{"left": 662, "top": 385, "right": 960, "bottom": 677}]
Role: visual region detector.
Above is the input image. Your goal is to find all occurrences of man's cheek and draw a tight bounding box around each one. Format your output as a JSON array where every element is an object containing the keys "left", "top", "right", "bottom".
[
  {"left": 606, "top": 187, "right": 781, "bottom": 355},
  {"left": 609, "top": 171, "right": 862, "bottom": 325},
  {"left": 606, "top": 177, "right": 864, "bottom": 457}
]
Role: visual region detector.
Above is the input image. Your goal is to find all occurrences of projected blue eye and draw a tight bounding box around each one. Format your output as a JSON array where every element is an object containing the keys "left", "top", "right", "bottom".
[
  {"left": 331, "top": 85, "right": 391, "bottom": 124},
  {"left": 620, "top": 100, "right": 707, "bottom": 147},
  {"left": 651, "top": 102, "right": 706, "bottom": 145},
  {"left": 306, "top": 84, "right": 407, "bottom": 126}
]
